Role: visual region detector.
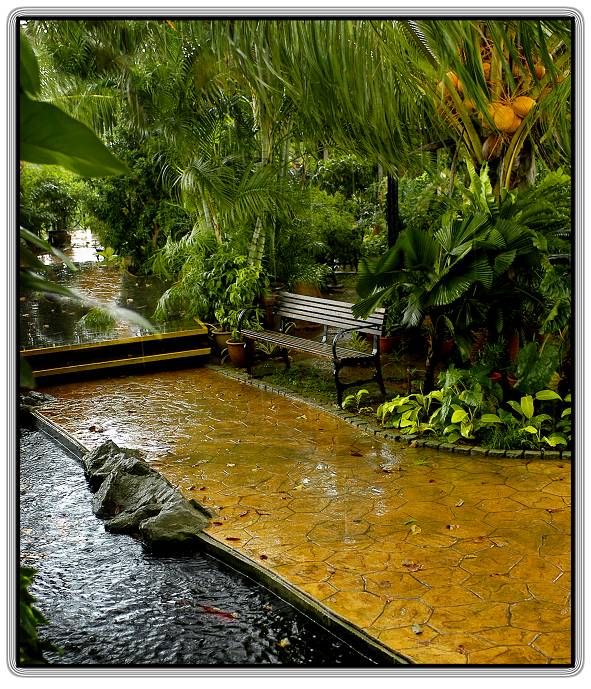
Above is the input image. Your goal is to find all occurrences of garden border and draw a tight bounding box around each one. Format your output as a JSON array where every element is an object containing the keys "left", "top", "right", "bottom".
[
  {"left": 24, "top": 406, "right": 410, "bottom": 667},
  {"left": 208, "top": 364, "right": 571, "bottom": 462}
]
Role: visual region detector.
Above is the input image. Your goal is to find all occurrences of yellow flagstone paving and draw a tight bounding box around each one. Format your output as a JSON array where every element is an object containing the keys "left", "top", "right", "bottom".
[{"left": 39, "top": 368, "right": 572, "bottom": 665}]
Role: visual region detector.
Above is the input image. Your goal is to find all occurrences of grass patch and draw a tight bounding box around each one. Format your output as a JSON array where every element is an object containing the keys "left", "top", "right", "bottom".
[{"left": 264, "top": 363, "right": 338, "bottom": 406}]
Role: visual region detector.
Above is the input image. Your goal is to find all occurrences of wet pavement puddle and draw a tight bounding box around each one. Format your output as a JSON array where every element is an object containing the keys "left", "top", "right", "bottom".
[{"left": 38, "top": 367, "right": 572, "bottom": 665}]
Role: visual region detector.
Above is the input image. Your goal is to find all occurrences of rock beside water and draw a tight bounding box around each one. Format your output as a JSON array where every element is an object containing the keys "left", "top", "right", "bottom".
[
  {"left": 20, "top": 390, "right": 56, "bottom": 408},
  {"left": 83, "top": 440, "right": 211, "bottom": 548}
]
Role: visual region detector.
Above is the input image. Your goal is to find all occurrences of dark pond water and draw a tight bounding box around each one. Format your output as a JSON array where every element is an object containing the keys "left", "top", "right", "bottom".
[
  {"left": 19, "top": 229, "right": 183, "bottom": 349},
  {"left": 19, "top": 429, "right": 376, "bottom": 667}
]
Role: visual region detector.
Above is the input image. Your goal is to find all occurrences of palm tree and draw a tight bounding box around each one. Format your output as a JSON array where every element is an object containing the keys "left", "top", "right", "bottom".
[
  {"left": 25, "top": 19, "right": 291, "bottom": 253},
  {"left": 240, "top": 18, "right": 571, "bottom": 191}
]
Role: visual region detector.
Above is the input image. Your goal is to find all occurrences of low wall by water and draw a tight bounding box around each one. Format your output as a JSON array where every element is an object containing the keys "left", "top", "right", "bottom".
[
  {"left": 23, "top": 406, "right": 406, "bottom": 667},
  {"left": 19, "top": 426, "right": 380, "bottom": 668}
]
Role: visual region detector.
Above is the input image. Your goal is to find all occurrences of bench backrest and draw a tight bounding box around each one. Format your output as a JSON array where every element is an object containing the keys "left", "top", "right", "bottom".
[{"left": 276, "top": 291, "right": 386, "bottom": 335}]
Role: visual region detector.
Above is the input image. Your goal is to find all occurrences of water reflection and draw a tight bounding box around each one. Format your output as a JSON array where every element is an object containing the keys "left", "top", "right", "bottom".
[
  {"left": 20, "top": 429, "right": 375, "bottom": 667},
  {"left": 20, "top": 229, "right": 174, "bottom": 348},
  {"left": 41, "top": 227, "right": 100, "bottom": 265}
]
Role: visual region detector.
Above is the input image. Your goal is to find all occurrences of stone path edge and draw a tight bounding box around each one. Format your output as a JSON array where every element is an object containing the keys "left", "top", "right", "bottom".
[
  {"left": 195, "top": 532, "right": 409, "bottom": 666},
  {"left": 208, "top": 364, "right": 572, "bottom": 461},
  {"left": 25, "top": 408, "right": 410, "bottom": 667}
]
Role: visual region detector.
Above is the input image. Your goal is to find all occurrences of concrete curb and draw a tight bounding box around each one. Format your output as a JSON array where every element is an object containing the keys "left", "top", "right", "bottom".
[
  {"left": 25, "top": 408, "right": 409, "bottom": 667},
  {"left": 208, "top": 364, "right": 572, "bottom": 461}
]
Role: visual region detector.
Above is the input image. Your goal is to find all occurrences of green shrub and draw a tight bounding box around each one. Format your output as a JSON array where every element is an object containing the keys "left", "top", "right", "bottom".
[
  {"left": 81, "top": 130, "right": 193, "bottom": 272},
  {"left": 375, "top": 364, "right": 571, "bottom": 450},
  {"left": 20, "top": 164, "right": 80, "bottom": 236},
  {"left": 76, "top": 307, "right": 118, "bottom": 333},
  {"left": 19, "top": 566, "right": 54, "bottom": 665},
  {"left": 311, "top": 154, "right": 375, "bottom": 198}
]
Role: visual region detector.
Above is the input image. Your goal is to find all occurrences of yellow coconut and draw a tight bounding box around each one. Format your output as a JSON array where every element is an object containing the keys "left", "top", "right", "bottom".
[
  {"left": 489, "top": 102, "right": 515, "bottom": 131},
  {"left": 446, "top": 71, "right": 459, "bottom": 88},
  {"left": 512, "top": 95, "right": 536, "bottom": 118},
  {"left": 482, "top": 134, "right": 503, "bottom": 161},
  {"left": 504, "top": 114, "right": 522, "bottom": 134},
  {"left": 463, "top": 98, "right": 475, "bottom": 111},
  {"left": 512, "top": 62, "right": 523, "bottom": 79},
  {"left": 534, "top": 62, "right": 546, "bottom": 79},
  {"left": 482, "top": 62, "right": 491, "bottom": 79}
]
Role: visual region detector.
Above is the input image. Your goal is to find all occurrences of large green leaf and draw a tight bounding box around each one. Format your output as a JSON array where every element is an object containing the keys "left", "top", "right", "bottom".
[
  {"left": 480, "top": 413, "right": 502, "bottom": 424},
  {"left": 535, "top": 389, "right": 562, "bottom": 401},
  {"left": 20, "top": 94, "right": 129, "bottom": 177},
  {"left": 20, "top": 271, "right": 77, "bottom": 298},
  {"left": 451, "top": 409, "right": 468, "bottom": 423},
  {"left": 521, "top": 395, "right": 535, "bottom": 420},
  {"left": 493, "top": 250, "right": 517, "bottom": 276},
  {"left": 429, "top": 274, "right": 475, "bottom": 307},
  {"left": 19, "top": 30, "right": 40, "bottom": 96},
  {"left": 543, "top": 434, "right": 567, "bottom": 447}
]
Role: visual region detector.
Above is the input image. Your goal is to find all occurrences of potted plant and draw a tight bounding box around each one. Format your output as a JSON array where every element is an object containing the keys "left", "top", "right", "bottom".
[
  {"left": 372, "top": 292, "right": 407, "bottom": 354},
  {"left": 209, "top": 261, "right": 269, "bottom": 352},
  {"left": 225, "top": 334, "right": 248, "bottom": 367},
  {"left": 222, "top": 308, "right": 261, "bottom": 368},
  {"left": 210, "top": 303, "right": 234, "bottom": 352},
  {"left": 476, "top": 339, "right": 508, "bottom": 383}
]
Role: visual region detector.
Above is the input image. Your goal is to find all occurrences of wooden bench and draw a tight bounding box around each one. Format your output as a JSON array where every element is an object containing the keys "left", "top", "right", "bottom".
[{"left": 237, "top": 291, "right": 387, "bottom": 407}]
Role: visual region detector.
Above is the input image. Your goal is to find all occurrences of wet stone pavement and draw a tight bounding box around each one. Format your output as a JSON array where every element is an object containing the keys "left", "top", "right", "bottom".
[{"left": 38, "top": 367, "right": 572, "bottom": 665}]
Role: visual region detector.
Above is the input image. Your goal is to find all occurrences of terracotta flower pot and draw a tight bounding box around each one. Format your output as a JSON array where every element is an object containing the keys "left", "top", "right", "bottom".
[
  {"left": 378, "top": 335, "right": 396, "bottom": 354},
  {"left": 226, "top": 340, "right": 248, "bottom": 367},
  {"left": 488, "top": 371, "right": 503, "bottom": 383},
  {"left": 212, "top": 330, "right": 231, "bottom": 351}
]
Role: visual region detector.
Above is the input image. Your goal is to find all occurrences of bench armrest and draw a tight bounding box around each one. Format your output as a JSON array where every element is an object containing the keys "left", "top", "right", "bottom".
[
  {"left": 237, "top": 306, "right": 259, "bottom": 332},
  {"left": 332, "top": 325, "right": 380, "bottom": 358}
]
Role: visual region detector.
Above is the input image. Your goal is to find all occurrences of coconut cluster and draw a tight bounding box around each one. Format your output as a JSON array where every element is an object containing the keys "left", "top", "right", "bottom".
[{"left": 437, "top": 47, "right": 555, "bottom": 161}]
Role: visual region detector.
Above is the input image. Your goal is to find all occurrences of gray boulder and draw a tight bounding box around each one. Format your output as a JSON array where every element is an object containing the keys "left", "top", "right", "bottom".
[
  {"left": 20, "top": 390, "right": 56, "bottom": 408},
  {"left": 83, "top": 440, "right": 211, "bottom": 548},
  {"left": 140, "top": 501, "right": 211, "bottom": 545},
  {"left": 84, "top": 440, "right": 147, "bottom": 490}
]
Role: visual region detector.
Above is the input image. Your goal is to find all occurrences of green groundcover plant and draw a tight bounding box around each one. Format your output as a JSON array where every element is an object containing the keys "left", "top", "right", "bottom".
[{"left": 375, "top": 366, "right": 570, "bottom": 450}]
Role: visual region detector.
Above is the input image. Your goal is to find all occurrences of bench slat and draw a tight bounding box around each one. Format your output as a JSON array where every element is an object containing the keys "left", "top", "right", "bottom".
[
  {"left": 277, "top": 300, "right": 384, "bottom": 324},
  {"left": 277, "top": 308, "right": 382, "bottom": 332},
  {"left": 241, "top": 329, "right": 372, "bottom": 360},
  {"left": 276, "top": 293, "right": 384, "bottom": 334},
  {"left": 278, "top": 292, "right": 384, "bottom": 320}
]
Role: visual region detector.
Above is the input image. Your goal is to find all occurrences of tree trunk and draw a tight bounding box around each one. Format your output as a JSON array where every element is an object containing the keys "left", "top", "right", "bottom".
[
  {"left": 423, "top": 333, "right": 438, "bottom": 394},
  {"left": 386, "top": 174, "right": 400, "bottom": 248}
]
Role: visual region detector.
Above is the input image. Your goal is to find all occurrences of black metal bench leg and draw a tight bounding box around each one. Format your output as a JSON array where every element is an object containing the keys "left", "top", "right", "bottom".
[
  {"left": 281, "top": 348, "right": 290, "bottom": 369},
  {"left": 374, "top": 356, "right": 386, "bottom": 398},
  {"left": 333, "top": 360, "right": 344, "bottom": 407}
]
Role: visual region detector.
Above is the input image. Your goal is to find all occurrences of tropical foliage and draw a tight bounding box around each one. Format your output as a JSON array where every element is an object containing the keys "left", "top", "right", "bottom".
[
  {"left": 20, "top": 17, "right": 573, "bottom": 447},
  {"left": 19, "top": 566, "right": 55, "bottom": 664},
  {"left": 377, "top": 365, "right": 571, "bottom": 450},
  {"left": 354, "top": 164, "right": 571, "bottom": 389}
]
